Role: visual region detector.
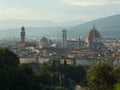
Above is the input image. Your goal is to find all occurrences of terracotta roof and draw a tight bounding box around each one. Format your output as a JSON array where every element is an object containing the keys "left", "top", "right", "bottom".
[
  {"left": 40, "top": 37, "right": 48, "bottom": 42},
  {"left": 85, "top": 25, "right": 101, "bottom": 43}
]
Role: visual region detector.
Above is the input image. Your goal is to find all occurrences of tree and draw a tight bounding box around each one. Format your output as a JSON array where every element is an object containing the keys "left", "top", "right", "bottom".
[
  {"left": 51, "top": 65, "right": 86, "bottom": 87},
  {"left": 19, "top": 63, "right": 33, "bottom": 75},
  {"left": 0, "top": 48, "right": 19, "bottom": 89},
  {"left": 0, "top": 48, "right": 42, "bottom": 90},
  {"left": 0, "top": 48, "right": 19, "bottom": 68},
  {"left": 0, "top": 69, "right": 11, "bottom": 90},
  {"left": 114, "top": 65, "right": 120, "bottom": 82},
  {"left": 37, "top": 63, "right": 51, "bottom": 86},
  {"left": 114, "top": 65, "right": 120, "bottom": 90},
  {"left": 53, "top": 86, "right": 70, "bottom": 90},
  {"left": 114, "top": 83, "right": 120, "bottom": 90},
  {"left": 87, "top": 61, "right": 115, "bottom": 90}
]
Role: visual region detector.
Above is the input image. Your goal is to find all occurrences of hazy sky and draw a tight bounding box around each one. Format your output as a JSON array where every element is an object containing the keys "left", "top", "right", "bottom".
[{"left": 0, "top": 0, "right": 120, "bottom": 22}]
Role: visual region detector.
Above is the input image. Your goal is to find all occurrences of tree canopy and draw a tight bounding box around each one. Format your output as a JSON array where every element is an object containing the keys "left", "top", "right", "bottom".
[
  {"left": 87, "top": 61, "right": 115, "bottom": 90},
  {"left": 0, "top": 48, "right": 19, "bottom": 68}
]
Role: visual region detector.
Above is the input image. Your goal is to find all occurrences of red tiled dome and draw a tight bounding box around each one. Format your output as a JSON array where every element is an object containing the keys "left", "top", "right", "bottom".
[
  {"left": 40, "top": 37, "right": 48, "bottom": 43},
  {"left": 85, "top": 25, "right": 101, "bottom": 43}
]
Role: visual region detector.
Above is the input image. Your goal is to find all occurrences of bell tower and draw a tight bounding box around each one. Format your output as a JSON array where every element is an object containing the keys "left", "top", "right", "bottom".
[
  {"left": 21, "top": 26, "right": 25, "bottom": 43},
  {"left": 62, "top": 29, "right": 67, "bottom": 48}
]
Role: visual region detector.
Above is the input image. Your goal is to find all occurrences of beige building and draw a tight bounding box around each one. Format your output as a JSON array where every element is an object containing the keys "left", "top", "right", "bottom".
[
  {"left": 20, "top": 57, "right": 49, "bottom": 64},
  {"left": 20, "top": 58, "right": 36, "bottom": 63},
  {"left": 16, "top": 42, "right": 25, "bottom": 49}
]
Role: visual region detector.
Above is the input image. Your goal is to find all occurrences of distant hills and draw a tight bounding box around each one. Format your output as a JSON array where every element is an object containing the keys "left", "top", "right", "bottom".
[
  {"left": 68, "top": 14, "right": 120, "bottom": 38},
  {"left": 0, "top": 27, "right": 63, "bottom": 38},
  {"left": 0, "top": 14, "right": 120, "bottom": 38},
  {"left": 0, "top": 20, "right": 56, "bottom": 29},
  {"left": 0, "top": 19, "right": 85, "bottom": 30}
]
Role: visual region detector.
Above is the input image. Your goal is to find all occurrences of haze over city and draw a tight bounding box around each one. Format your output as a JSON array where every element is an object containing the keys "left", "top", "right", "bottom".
[{"left": 0, "top": 0, "right": 120, "bottom": 22}]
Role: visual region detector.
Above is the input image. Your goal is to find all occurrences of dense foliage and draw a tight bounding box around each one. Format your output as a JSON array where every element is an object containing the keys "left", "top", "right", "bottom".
[
  {"left": 0, "top": 48, "right": 19, "bottom": 68},
  {"left": 0, "top": 48, "right": 120, "bottom": 90},
  {"left": 87, "top": 62, "right": 115, "bottom": 90},
  {"left": 87, "top": 61, "right": 120, "bottom": 90},
  {"left": 0, "top": 48, "right": 86, "bottom": 90},
  {"left": 114, "top": 65, "right": 120, "bottom": 90}
]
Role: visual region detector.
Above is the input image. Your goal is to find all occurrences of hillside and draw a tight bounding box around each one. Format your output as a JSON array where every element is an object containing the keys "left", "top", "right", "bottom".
[
  {"left": 0, "top": 27, "right": 63, "bottom": 38},
  {"left": 0, "top": 19, "right": 85, "bottom": 30},
  {"left": 0, "top": 14, "right": 120, "bottom": 38},
  {"left": 68, "top": 14, "right": 120, "bottom": 38}
]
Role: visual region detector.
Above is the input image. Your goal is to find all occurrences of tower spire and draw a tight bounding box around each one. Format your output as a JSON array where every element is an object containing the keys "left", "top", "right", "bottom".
[
  {"left": 21, "top": 26, "right": 25, "bottom": 43},
  {"left": 92, "top": 24, "right": 95, "bottom": 30},
  {"left": 62, "top": 29, "right": 67, "bottom": 48},
  {"left": 78, "top": 35, "right": 81, "bottom": 50},
  {"left": 92, "top": 24, "right": 96, "bottom": 41}
]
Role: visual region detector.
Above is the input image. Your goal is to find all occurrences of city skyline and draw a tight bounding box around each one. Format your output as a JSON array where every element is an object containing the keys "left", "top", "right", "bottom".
[{"left": 0, "top": 0, "right": 120, "bottom": 22}]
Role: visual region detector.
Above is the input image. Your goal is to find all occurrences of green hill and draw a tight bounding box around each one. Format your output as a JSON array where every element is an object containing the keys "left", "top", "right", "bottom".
[
  {"left": 0, "top": 14, "right": 120, "bottom": 38},
  {"left": 68, "top": 14, "right": 120, "bottom": 38}
]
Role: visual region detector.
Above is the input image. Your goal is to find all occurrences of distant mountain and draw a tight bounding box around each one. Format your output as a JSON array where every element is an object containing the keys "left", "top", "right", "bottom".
[
  {"left": 0, "top": 20, "right": 55, "bottom": 30},
  {"left": 58, "top": 20, "right": 86, "bottom": 27},
  {"left": 0, "top": 27, "right": 63, "bottom": 38},
  {"left": 68, "top": 14, "right": 120, "bottom": 38},
  {"left": 0, "top": 19, "right": 85, "bottom": 30},
  {"left": 0, "top": 14, "right": 120, "bottom": 38}
]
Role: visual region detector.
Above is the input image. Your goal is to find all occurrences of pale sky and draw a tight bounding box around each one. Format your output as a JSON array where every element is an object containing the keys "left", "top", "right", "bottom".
[{"left": 0, "top": 0, "right": 120, "bottom": 22}]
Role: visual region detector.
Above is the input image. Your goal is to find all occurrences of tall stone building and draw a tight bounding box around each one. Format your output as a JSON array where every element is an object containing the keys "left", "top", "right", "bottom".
[
  {"left": 21, "top": 26, "right": 25, "bottom": 43},
  {"left": 16, "top": 26, "right": 26, "bottom": 49},
  {"left": 62, "top": 29, "right": 67, "bottom": 48},
  {"left": 78, "top": 36, "right": 81, "bottom": 50}
]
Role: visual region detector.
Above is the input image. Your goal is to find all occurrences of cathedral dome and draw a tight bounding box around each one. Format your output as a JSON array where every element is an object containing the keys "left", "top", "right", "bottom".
[
  {"left": 40, "top": 37, "right": 48, "bottom": 43},
  {"left": 85, "top": 25, "right": 101, "bottom": 43},
  {"left": 40, "top": 37, "right": 48, "bottom": 47}
]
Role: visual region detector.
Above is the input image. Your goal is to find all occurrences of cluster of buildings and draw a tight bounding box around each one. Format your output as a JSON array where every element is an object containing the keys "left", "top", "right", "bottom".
[
  {"left": 1, "top": 25, "right": 120, "bottom": 66},
  {"left": 61, "top": 24, "right": 103, "bottom": 51},
  {"left": 38, "top": 24, "right": 103, "bottom": 52}
]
